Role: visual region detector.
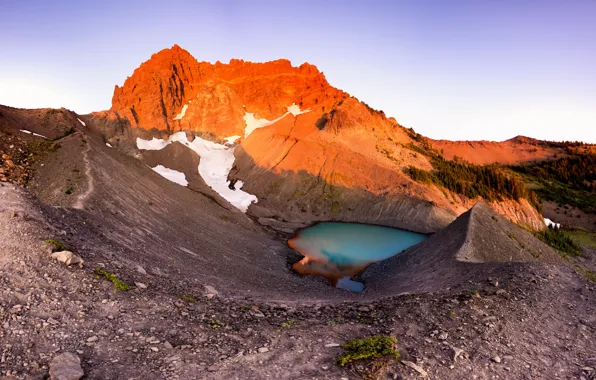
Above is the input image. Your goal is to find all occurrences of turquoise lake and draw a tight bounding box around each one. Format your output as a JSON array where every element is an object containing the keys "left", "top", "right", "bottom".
[{"left": 288, "top": 222, "right": 428, "bottom": 292}]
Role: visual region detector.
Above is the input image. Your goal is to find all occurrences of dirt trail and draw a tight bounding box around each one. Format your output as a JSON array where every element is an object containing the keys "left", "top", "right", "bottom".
[{"left": 73, "top": 134, "right": 94, "bottom": 209}]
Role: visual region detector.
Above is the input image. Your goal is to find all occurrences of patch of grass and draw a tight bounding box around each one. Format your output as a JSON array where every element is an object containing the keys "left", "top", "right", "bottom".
[
  {"left": 267, "top": 178, "right": 285, "bottom": 195},
  {"left": 218, "top": 215, "right": 229, "bottom": 222},
  {"left": 327, "top": 316, "right": 344, "bottom": 326},
  {"left": 534, "top": 227, "right": 583, "bottom": 257},
  {"left": 330, "top": 201, "right": 342, "bottom": 213},
  {"left": 63, "top": 127, "right": 74, "bottom": 138},
  {"left": 335, "top": 336, "right": 400, "bottom": 367},
  {"left": 280, "top": 319, "right": 296, "bottom": 329},
  {"left": 565, "top": 230, "right": 596, "bottom": 250},
  {"left": 581, "top": 269, "right": 596, "bottom": 282},
  {"left": 206, "top": 319, "right": 223, "bottom": 329},
  {"left": 45, "top": 239, "right": 67, "bottom": 252},
  {"left": 94, "top": 269, "right": 130, "bottom": 291},
  {"left": 178, "top": 295, "right": 197, "bottom": 303},
  {"left": 64, "top": 186, "right": 73, "bottom": 195}
]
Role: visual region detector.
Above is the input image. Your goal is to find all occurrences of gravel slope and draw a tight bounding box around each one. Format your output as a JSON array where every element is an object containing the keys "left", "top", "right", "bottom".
[{"left": 1, "top": 119, "right": 595, "bottom": 379}]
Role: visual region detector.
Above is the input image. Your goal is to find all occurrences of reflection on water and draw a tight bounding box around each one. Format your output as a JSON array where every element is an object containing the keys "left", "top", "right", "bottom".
[{"left": 288, "top": 222, "right": 427, "bottom": 292}]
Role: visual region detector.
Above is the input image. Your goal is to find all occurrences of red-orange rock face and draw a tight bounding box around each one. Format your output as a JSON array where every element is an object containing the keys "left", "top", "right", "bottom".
[{"left": 110, "top": 45, "right": 347, "bottom": 136}]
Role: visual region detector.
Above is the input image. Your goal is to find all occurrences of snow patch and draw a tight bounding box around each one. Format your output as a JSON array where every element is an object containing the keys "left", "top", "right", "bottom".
[
  {"left": 20, "top": 129, "right": 48, "bottom": 139},
  {"left": 136, "top": 132, "right": 258, "bottom": 212},
  {"left": 243, "top": 104, "right": 310, "bottom": 137},
  {"left": 77, "top": 118, "right": 86, "bottom": 126},
  {"left": 544, "top": 218, "right": 561, "bottom": 229},
  {"left": 173, "top": 104, "right": 189, "bottom": 120},
  {"left": 136, "top": 137, "right": 169, "bottom": 150},
  {"left": 152, "top": 165, "right": 188, "bottom": 186},
  {"left": 287, "top": 103, "right": 310, "bottom": 116},
  {"left": 106, "top": 143, "right": 113, "bottom": 148},
  {"left": 224, "top": 135, "right": 241, "bottom": 144}
]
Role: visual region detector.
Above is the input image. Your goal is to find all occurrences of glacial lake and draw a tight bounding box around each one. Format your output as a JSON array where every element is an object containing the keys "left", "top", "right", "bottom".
[{"left": 289, "top": 222, "right": 428, "bottom": 292}]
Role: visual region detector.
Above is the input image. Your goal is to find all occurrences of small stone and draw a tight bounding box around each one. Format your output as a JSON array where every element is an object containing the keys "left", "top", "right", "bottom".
[
  {"left": 452, "top": 347, "right": 464, "bottom": 362},
  {"left": 135, "top": 282, "right": 147, "bottom": 289},
  {"left": 136, "top": 265, "right": 147, "bottom": 275},
  {"left": 496, "top": 289, "right": 507, "bottom": 295},
  {"left": 438, "top": 332, "right": 448, "bottom": 340},
  {"left": 402, "top": 360, "right": 428, "bottom": 378},
  {"left": 325, "top": 343, "right": 340, "bottom": 348},
  {"left": 492, "top": 356, "right": 501, "bottom": 363},
  {"left": 204, "top": 285, "right": 218, "bottom": 296},
  {"left": 86, "top": 336, "right": 98, "bottom": 343},
  {"left": 49, "top": 352, "right": 84, "bottom": 380},
  {"left": 257, "top": 347, "right": 269, "bottom": 353},
  {"left": 253, "top": 312, "right": 265, "bottom": 318},
  {"left": 150, "top": 347, "right": 159, "bottom": 352},
  {"left": 163, "top": 341, "right": 173, "bottom": 349},
  {"left": 50, "top": 251, "right": 84, "bottom": 267},
  {"left": 585, "top": 358, "right": 596, "bottom": 367},
  {"left": 357, "top": 306, "right": 370, "bottom": 312},
  {"left": 482, "top": 316, "right": 497, "bottom": 324},
  {"left": 207, "top": 365, "right": 218, "bottom": 372}
]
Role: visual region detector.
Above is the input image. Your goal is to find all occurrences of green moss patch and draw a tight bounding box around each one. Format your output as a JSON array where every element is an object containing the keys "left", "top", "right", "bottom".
[
  {"left": 178, "top": 295, "right": 197, "bottom": 303},
  {"left": 335, "top": 335, "right": 400, "bottom": 367},
  {"left": 94, "top": 269, "right": 130, "bottom": 291},
  {"left": 45, "top": 239, "right": 67, "bottom": 252}
]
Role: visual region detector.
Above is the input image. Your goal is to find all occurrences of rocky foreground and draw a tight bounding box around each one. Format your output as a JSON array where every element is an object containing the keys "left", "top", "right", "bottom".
[
  {"left": 1, "top": 184, "right": 595, "bottom": 379},
  {"left": 0, "top": 126, "right": 595, "bottom": 379}
]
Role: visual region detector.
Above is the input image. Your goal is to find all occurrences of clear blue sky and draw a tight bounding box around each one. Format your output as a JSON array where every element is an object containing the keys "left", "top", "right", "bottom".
[{"left": 1, "top": 0, "right": 594, "bottom": 142}]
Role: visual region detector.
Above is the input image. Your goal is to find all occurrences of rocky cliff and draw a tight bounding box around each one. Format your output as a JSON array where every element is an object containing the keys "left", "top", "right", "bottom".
[{"left": 97, "top": 45, "right": 547, "bottom": 233}]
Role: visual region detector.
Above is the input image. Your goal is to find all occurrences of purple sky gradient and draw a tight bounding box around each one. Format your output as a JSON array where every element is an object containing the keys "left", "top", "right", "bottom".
[{"left": 1, "top": 0, "right": 594, "bottom": 142}]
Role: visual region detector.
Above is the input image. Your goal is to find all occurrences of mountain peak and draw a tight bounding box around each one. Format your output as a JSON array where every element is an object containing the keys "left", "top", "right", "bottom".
[{"left": 110, "top": 46, "right": 344, "bottom": 133}]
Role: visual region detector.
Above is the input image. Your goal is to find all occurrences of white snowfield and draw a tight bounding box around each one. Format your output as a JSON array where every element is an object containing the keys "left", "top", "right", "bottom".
[
  {"left": 136, "top": 103, "right": 308, "bottom": 212},
  {"left": 173, "top": 104, "right": 189, "bottom": 120},
  {"left": 152, "top": 165, "right": 188, "bottom": 186},
  {"left": 243, "top": 103, "right": 310, "bottom": 137},
  {"left": 136, "top": 137, "right": 170, "bottom": 150},
  {"left": 77, "top": 118, "right": 86, "bottom": 126},
  {"left": 137, "top": 132, "right": 257, "bottom": 212},
  {"left": 544, "top": 218, "right": 561, "bottom": 229},
  {"left": 20, "top": 129, "right": 48, "bottom": 139}
]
